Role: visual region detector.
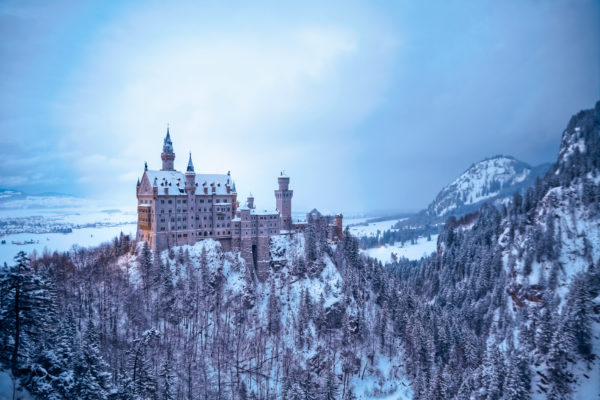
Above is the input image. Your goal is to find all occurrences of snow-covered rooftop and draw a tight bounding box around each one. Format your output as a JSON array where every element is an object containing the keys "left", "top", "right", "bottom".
[{"left": 144, "top": 170, "right": 235, "bottom": 196}]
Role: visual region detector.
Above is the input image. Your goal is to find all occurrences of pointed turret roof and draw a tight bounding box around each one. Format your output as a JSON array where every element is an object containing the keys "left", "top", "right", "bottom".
[
  {"left": 232, "top": 181, "right": 237, "bottom": 193},
  {"left": 186, "top": 152, "right": 195, "bottom": 172},
  {"left": 309, "top": 208, "right": 322, "bottom": 217},
  {"left": 163, "top": 126, "right": 173, "bottom": 153}
]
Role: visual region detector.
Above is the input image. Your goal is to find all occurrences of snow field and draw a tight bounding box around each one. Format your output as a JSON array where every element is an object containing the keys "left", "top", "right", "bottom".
[{"left": 362, "top": 235, "right": 439, "bottom": 264}]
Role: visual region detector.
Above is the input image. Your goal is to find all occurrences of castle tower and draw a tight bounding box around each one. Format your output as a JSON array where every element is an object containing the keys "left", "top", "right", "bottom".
[
  {"left": 185, "top": 153, "right": 196, "bottom": 194},
  {"left": 334, "top": 214, "right": 343, "bottom": 240},
  {"left": 275, "top": 172, "right": 293, "bottom": 231},
  {"left": 247, "top": 193, "right": 255, "bottom": 209},
  {"left": 161, "top": 127, "right": 175, "bottom": 171}
]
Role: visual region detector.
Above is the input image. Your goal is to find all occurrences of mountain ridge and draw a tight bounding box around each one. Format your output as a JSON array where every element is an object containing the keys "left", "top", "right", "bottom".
[{"left": 427, "top": 154, "right": 551, "bottom": 218}]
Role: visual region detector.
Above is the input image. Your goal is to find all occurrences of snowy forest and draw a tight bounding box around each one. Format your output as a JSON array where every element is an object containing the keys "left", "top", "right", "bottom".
[{"left": 1, "top": 102, "right": 599, "bottom": 399}]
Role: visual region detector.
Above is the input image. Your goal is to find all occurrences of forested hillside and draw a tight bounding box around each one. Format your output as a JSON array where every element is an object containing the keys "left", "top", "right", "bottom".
[
  {"left": 0, "top": 224, "right": 409, "bottom": 399},
  {"left": 387, "top": 101, "right": 600, "bottom": 399},
  {"left": 1, "top": 101, "right": 599, "bottom": 399},
  {"left": 426, "top": 155, "right": 551, "bottom": 218}
]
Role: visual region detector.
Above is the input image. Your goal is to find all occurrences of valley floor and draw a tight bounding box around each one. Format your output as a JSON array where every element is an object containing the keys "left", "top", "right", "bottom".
[{"left": 361, "top": 235, "right": 438, "bottom": 263}]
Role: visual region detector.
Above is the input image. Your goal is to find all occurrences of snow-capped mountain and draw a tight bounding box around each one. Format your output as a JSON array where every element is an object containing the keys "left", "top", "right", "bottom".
[
  {"left": 427, "top": 155, "right": 551, "bottom": 218},
  {"left": 1, "top": 102, "right": 598, "bottom": 400},
  {"left": 389, "top": 101, "right": 600, "bottom": 399}
]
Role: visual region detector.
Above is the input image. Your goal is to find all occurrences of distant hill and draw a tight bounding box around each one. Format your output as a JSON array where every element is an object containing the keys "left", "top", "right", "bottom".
[
  {"left": 352, "top": 155, "right": 551, "bottom": 249},
  {"left": 426, "top": 155, "right": 551, "bottom": 218}
]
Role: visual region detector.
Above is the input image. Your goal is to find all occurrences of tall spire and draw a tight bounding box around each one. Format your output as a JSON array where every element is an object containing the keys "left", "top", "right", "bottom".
[
  {"left": 161, "top": 126, "right": 175, "bottom": 171},
  {"left": 186, "top": 152, "right": 194, "bottom": 172},
  {"left": 163, "top": 125, "right": 173, "bottom": 153}
]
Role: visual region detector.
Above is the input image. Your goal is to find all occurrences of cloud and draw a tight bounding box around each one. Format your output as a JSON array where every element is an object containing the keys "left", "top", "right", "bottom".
[
  {"left": 1, "top": 0, "right": 597, "bottom": 213},
  {"left": 0, "top": 175, "right": 28, "bottom": 187},
  {"left": 0, "top": 173, "right": 58, "bottom": 187},
  {"left": 51, "top": 2, "right": 397, "bottom": 209}
]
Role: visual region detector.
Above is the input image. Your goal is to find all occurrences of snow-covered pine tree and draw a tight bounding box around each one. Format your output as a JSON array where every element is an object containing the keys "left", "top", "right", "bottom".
[{"left": 72, "top": 319, "right": 113, "bottom": 400}]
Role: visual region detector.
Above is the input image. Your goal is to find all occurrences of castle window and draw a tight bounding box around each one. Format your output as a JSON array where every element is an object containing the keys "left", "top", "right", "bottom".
[
  {"left": 168, "top": 200, "right": 172, "bottom": 204},
  {"left": 183, "top": 200, "right": 187, "bottom": 204},
  {"left": 199, "top": 199, "right": 204, "bottom": 203},
  {"left": 161, "top": 200, "right": 165, "bottom": 204}
]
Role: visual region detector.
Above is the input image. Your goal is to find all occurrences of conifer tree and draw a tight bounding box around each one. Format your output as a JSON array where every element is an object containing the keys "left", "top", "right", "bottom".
[
  {"left": 267, "top": 280, "right": 281, "bottom": 336},
  {"left": 321, "top": 367, "right": 339, "bottom": 400},
  {"left": 503, "top": 351, "right": 530, "bottom": 400},
  {"left": 0, "top": 252, "right": 53, "bottom": 373},
  {"left": 565, "top": 272, "right": 594, "bottom": 360},
  {"left": 159, "top": 357, "right": 175, "bottom": 400},
  {"left": 72, "top": 319, "right": 113, "bottom": 400},
  {"left": 547, "top": 322, "right": 574, "bottom": 400}
]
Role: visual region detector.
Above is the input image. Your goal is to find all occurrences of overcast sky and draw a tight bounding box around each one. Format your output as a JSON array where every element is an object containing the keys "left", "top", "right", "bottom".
[{"left": 1, "top": 0, "right": 598, "bottom": 214}]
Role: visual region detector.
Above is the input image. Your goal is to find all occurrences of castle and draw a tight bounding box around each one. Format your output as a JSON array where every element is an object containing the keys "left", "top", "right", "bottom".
[{"left": 137, "top": 129, "right": 343, "bottom": 280}]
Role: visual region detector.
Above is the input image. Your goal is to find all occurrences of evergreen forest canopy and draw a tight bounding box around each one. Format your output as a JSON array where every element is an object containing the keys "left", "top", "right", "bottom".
[{"left": 1, "top": 102, "right": 599, "bottom": 399}]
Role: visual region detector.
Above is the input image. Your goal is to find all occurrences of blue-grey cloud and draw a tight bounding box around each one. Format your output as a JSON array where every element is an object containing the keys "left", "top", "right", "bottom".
[{"left": 0, "top": 0, "right": 598, "bottom": 213}]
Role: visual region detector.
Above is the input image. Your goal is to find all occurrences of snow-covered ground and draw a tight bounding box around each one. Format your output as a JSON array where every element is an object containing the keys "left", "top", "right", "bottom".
[
  {"left": 362, "top": 235, "right": 438, "bottom": 263},
  {"left": 0, "top": 205, "right": 136, "bottom": 265},
  {"left": 350, "top": 355, "right": 413, "bottom": 400},
  {"left": 0, "top": 206, "right": 136, "bottom": 230},
  {"left": 343, "top": 217, "right": 371, "bottom": 227},
  {"left": 348, "top": 218, "right": 406, "bottom": 238},
  {"left": 0, "top": 224, "right": 136, "bottom": 265},
  {"left": 0, "top": 370, "right": 34, "bottom": 400}
]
